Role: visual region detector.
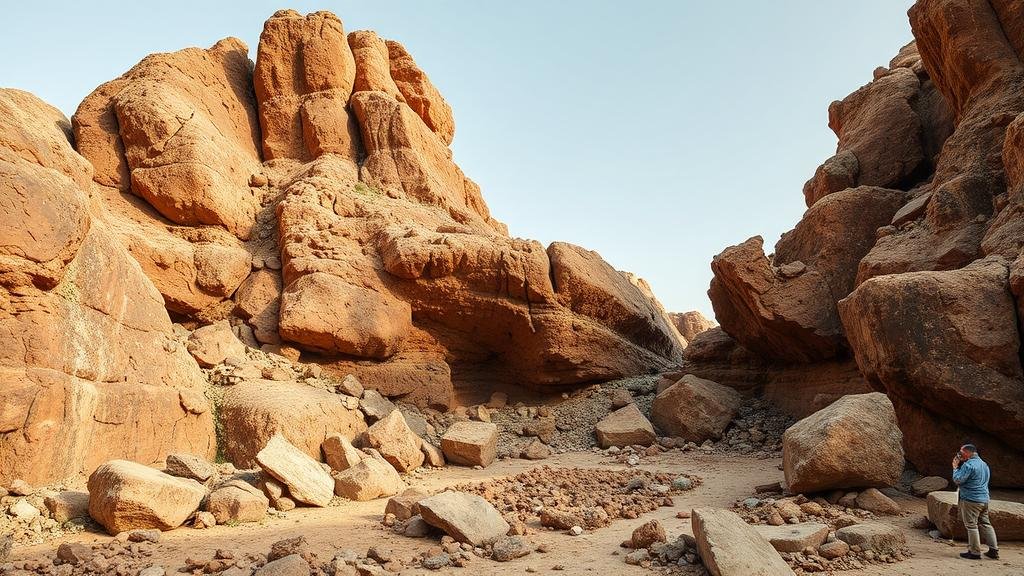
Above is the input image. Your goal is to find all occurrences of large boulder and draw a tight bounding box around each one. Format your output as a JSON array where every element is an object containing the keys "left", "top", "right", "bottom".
[
  {"left": 594, "top": 404, "right": 656, "bottom": 448},
  {"left": 207, "top": 480, "right": 269, "bottom": 524},
  {"left": 363, "top": 410, "right": 424, "bottom": 472},
  {"left": 691, "top": 508, "right": 794, "bottom": 576},
  {"left": 87, "top": 460, "right": 206, "bottom": 534},
  {"left": 255, "top": 434, "right": 335, "bottom": 507},
  {"left": 441, "top": 421, "right": 498, "bottom": 467},
  {"left": 220, "top": 380, "right": 366, "bottom": 468},
  {"left": 650, "top": 375, "right": 741, "bottom": 442},
  {"left": 839, "top": 258, "right": 1024, "bottom": 485},
  {"left": 417, "top": 491, "right": 510, "bottom": 546},
  {"left": 782, "top": 393, "right": 904, "bottom": 493},
  {"left": 331, "top": 450, "right": 406, "bottom": 501},
  {"left": 926, "top": 491, "right": 1024, "bottom": 540}
]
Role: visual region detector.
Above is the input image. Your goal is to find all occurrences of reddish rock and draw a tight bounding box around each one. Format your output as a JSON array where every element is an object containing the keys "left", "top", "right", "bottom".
[
  {"left": 386, "top": 40, "right": 455, "bottom": 145},
  {"left": 594, "top": 404, "right": 656, "bottom": 448},
  {"left": 668, "top": 310, "right": 716, "bottom": 344},
  {"left": 186, "top": 321, "right": 246, "bottom": 368}
]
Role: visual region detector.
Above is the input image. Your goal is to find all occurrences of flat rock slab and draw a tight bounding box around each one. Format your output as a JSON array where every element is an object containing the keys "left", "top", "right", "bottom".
[
  {"left": 417, "top": 490, "right": 510, "bottom": 546},
  {"left": 441, "top": 421, "right": 498, "bottom": 467},
  {"left": 87, "top": 460, "right": 206, "bottom": 535},
  {"left": 691, "top": 508, "right": 794, "bottom": 576},
  {"left": 754, "top": 523, "right": 830, "bottom": 553},
  {"left": 594, "top": 404, "right": 656, "bottom": 448},
  {"left": 927, "top": 491, "right": 1024, "bottom": 540},
  {"left": 835, "top": 523, "right": 906, "bottom": 554},
  {"left": 256, "top": 434, "right": 334, "bottom": 507}
]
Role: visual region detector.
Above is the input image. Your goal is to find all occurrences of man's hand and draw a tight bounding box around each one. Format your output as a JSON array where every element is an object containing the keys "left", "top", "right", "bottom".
[{"left": 952, "top": 455, "right": 960, "bottom": 470}]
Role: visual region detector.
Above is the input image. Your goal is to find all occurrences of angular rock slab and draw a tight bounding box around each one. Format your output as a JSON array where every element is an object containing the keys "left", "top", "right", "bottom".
[
  {"left": 332, "top": 452, "right": 406, "bottom": 501},
  {"left": 927, "top": 491, "right": 1024, "bottom": 540},
  {"left": 441, "top": 421, "right": 498, "bottom": 467},
  {"left": 754, "top": 523, "right": 830, "bottom": 553},
  {"left": 783, "top": 393, "right": 903, "bottom": 494},
  {"left": 364, "top": 410, "right": 424, "bottom": 472},
  {"left": 594, "top": 404, "right": 656, "bottom": 448},
  {"left": 207, "top": 479, "right": 269, "bottom": 524},
  {"left": 691, "top": 508, "right": 794, "bottom": 576},
  {"left": 256, "top": 434, "right": 334, "bottom": 507},
  {"left": 417, "top": 491, "right": 510, "bottom": 546},
  {"left": 835, "top": 523, "right": 906, "bottom": 554},
  {"left": 87, "top": 460, "right": 206, "bottom": 535}
]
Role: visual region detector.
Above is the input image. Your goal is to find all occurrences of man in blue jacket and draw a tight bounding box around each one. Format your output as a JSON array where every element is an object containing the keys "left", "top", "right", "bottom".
[{"left": 952, "top": 444, "right": 999, "bottom": 560}]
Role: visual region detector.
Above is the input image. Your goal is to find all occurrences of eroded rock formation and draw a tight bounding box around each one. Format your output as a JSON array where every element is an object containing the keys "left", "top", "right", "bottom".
[
  {"left": 0, "top": 9, "right": 683, "bottom": 483},
  {"left": 696, "top": 0, "right": 1024, "bottom": 486}
]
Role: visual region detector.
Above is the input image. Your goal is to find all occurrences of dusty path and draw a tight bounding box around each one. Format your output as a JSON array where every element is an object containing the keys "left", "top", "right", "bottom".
[{"left": 10, "top": 453, "right": 1023, "bottom": 575}]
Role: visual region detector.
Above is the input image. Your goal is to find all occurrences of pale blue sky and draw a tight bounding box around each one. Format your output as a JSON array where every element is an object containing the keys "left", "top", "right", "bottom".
[{"left": 2, "top": 1, "right": 916, "bottom": 318}]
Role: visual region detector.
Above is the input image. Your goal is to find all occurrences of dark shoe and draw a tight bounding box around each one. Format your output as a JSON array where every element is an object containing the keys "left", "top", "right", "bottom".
[
  {"left": 960, "top": 551, "right": 982, "bottom": 560},
  {"left": 985, "top": 548, "right": 1000, "bottom": 559}
]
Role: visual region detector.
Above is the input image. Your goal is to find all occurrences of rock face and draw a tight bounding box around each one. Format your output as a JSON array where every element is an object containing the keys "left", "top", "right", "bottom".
[
  {"left": 594, "top": 404, "right": 656, "bottom": 448},
  {"left": 0, "top": 89, "right": 215, "bottom": 486},
  {"left": 691, "top": 508, "right": 794, "bottom": 576},
  {"left": 927, "top": 490, "right": 1024, "bottom": 540},
  {"left": 668, "top": 310, "right": 716, "bottom": 344},
  {"left": 782, "top": 393, "right": 904, "bottom": 494},
  {"left": 87, "top": 460, "right": 207, "bottom": 534},
  {"left": 650, "top": 375, "right": 741, "bottom": 442},
  {"left": 4, "top": 8, "right": 685, "bottom": 485},
  {"left": 693, "top": 0, "right": 1024, "bottom": 486}
]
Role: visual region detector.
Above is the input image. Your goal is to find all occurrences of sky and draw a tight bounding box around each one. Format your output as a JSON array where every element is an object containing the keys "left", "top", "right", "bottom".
[{"left": 1, "top": 1, "right": 917, "bottom": 318}]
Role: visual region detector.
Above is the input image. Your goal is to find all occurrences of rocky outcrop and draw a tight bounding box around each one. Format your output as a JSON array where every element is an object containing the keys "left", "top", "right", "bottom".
[
  {"left": 668, "top": 310, "right": 716, "bottom": 343},
  {"left": 0, "top": 89, "right": 215, "bottom": 486},
  {"left": 696, "top": 1, "right": 1024, "bottom": 486}
]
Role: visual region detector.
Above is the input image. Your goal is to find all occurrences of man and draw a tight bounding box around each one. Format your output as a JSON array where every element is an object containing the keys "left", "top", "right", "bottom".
[{"left": 952, "top": 444, "right": 999, "bottom": 560}]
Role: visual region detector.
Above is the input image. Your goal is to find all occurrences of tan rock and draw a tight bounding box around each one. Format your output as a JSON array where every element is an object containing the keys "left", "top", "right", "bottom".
[
  {"left": 87, "top": 460, "right": 206, "bottom": 534},
  {"left": 441, "top": 421, "right": 498, "bottom": 467},
  {"left": 911, "top": 476, "right": 948, "bottom": 496},
  {"left": 417, "top": 491, "right": 510, "bottom": 546},
  {"left": 594, "top": 404, "right": 656, "bottom": 448},
  {"left": 668, "top": 311, "right": 717, "bottom": 343},
  {"left": 207, "top": 479, "right": 269, "bottom": 524},
  {"left": 754, "top": 523, "right": 830, "bottom": 553},
  {"left": 927, "top": 490, "right": 1024, "bottom": 540},
  {"left": 364, "top": 410, "right": 425, "bottom": 472},
  {"left": 332, "top": 451, "right": 406, "bottom": 501},
  {"left": 783, "top": 393, "right": 903, "bottom": 493},
  {"left": 44, "top": 491, "right": 90, "bottom": 523},
  {"left": 186, "top": 321, "right": 246, "bottom": 368},
  {"left": 855, "top": 488, "right": 901, "bottom": 515},
  {"left": 385, "top": 487, "right": 429, "bottom": 521},
  {"left": 256, "top": 434, "right": 335, "bottom": 507},
  {"left": 322, "top": 434, "right": 362, "bottom": 472},
  {"left": 835, "top": 523, "right": 906, "bottom": 554},
  {"left": 630, "top": 520, "right": 666, "bottom": 549},
  {"left": 691, "top": 508, "right": 794, "bottom": 576},
  {"left": 650, "top": 375, "right": 741, "bottom": 442}
]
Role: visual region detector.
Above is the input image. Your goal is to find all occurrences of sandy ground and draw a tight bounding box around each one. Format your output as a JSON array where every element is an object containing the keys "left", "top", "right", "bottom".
[{"left": 10, "top": 452, "right": 1023, "bottom": 575}]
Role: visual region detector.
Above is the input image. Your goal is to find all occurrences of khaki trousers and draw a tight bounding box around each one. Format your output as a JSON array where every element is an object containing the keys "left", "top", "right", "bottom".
[{"left": 960, "top": 499, "right": 998, "bottom": 554}]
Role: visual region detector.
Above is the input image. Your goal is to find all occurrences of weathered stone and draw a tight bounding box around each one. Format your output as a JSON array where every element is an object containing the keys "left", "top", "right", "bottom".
[
  {"left": 417, "top": 491, "right": 510, "bottom": 546},
  {"left": 332, "top": 452, "right": 406, "bottom": 501},
  {"left": 754, "top": 523, "right": 830, "bottom": 553},
  {"left": 207, "top": 479, "right": 269, "bottom": 524},
  {"left": 783, "top": 393, "right": 903, "bottom": 493},
  {"left": 385, "top": 488, "right": 429, "bottom": 521},
  {"left": 927, "top": 490, "right": 1024, "bottom": 540},
  {"left": 691, "top": 508, "right": 794, "bottom": 576},
  {"left": 631, "top": 520, "right": 667, "bottom": 549},
  {"left": 44, "top": 491, "right": 90, "bottom": 523},
  {"left": 911, "top": 476, "right": 948, "bottom": 496},
  {"left": 164, "top": 453, "right": 217, "bottom": 483},
  {"left": 256, "top": 434, "right": 335, "bottom": 507},
  {"left": 650, "top": 375, "right": 741, "bottom": 442},
  {"left": 87, "top": 460, "right": 206, "bottom": 534},
  {"left": 855, "top": 488, "right": 901, "bottom": 515},
  {"left": 835, "top": 523, "right": 906, "bottom": 554},
  {"left": 322, "top": 433, "right": 362, "bottom": 472},
  {"left": 364, "top": 410, "right": 424, "bottom": 472},
  {"left": 595, "top": 404, "right": 656, "bottom": 448},
  {"left": 441, "top": 421, "right": 498, "bottom": 467}
]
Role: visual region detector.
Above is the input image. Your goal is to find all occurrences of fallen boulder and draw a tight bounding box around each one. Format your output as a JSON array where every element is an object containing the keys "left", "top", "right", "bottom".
[
  {"left": 186, "top": 321, "right": 246, "bottom": 368},
  {"left": 364, "top": 410, "right": 424, "bottom": 472},
  {"left": 44, "top": 491, "right": 90, "bottom": 523},
  {"left": 595, "top": 404, "right": 656, "bottom": 448},
  {"left": 754, "top": 523, "right": 830, "bottom": 553},
  {"left": 926, "top": 491, "right": 1024, "bottom": 540},
  {"left": 87, "top": 460, "right": 206, "bottom": 534},
  {"left": 256, "top": 434, "right": 334, "bottom": 507},
  {"left": 207, "top": 479, "right": 269, "bottom": 524},
  {"left": 691, "top": 508, "right": 794, "bottom": 576},
  {"left": 650, "top": 375, "right": 741, "bottom": 442},
  {"left": 835, "top": 523, "right": 906, "bottom": 554},
  {"left": 322, "top": 433, "right": 362, "bottom": 472},
  {"left": 164, "top": 453, "right": 217, "bottom": 483},
  {"left": 332, "top": 451, "right": 406, "bottom": 501},
  {"left": 441, "top": 421, "right": 498, "bottom": 467},
  {"left": 386, "top": 487, "right": 429, "bottom": 521},
  {"left": 782, "top": 393, "right": 903, "bottom": 493},
  {"left": 417, "top": 490, "right": 510, "bottom": 546},
  {"left": 855, "top": 488, "right": 901, "bottom": 515}
]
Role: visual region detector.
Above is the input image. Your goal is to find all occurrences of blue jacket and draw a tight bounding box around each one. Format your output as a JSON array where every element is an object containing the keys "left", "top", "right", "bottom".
[{"left": 953, "top": 455, "right": 990, "bottom": 503}]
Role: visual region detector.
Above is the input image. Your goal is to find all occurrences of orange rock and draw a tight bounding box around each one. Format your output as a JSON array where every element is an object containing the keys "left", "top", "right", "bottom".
[
  {"left": 349, "top": 31, "right": 403, "bottom": 99},
  {"left": 668, "top": 311, "right": 716, "bottom": 344},
  {"left": 386, "top": 40, "right": 455, "bottom": 145}
]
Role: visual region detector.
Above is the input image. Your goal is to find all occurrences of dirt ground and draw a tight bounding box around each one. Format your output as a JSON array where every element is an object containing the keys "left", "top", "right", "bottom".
[{"left": 10, "top": 452, "right": 1023, "bottom": 575}]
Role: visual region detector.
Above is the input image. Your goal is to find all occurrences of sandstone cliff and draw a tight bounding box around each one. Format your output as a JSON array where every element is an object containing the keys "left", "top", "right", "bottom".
[
  {"left": 0, "top": 9, "right": 683, "bottom": 484},
  {"left": 693, "top": 0, "right": 1024, "bottom": 487}
]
